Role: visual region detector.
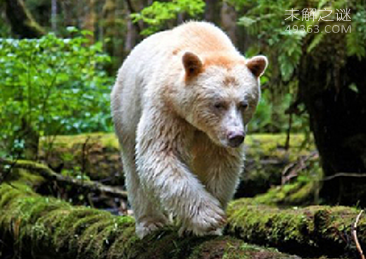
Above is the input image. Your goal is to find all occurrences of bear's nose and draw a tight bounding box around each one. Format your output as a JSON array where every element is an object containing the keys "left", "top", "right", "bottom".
[{"left": 227, "top": 131, "right": 245, "bottom": 148}]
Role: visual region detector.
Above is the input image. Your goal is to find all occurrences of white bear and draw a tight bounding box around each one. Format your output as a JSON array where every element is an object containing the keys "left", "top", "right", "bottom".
[{"left": 111, "top": 21, "right": 267, "bottom": 238}]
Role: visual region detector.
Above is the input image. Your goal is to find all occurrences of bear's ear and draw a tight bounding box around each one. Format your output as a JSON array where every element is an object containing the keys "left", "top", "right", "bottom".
[
  {"left": 246, "top": 55, "right": 268, "bottom": 77},
  {"left": 182, "top": 52, "right": 203, "bottom": 78}
]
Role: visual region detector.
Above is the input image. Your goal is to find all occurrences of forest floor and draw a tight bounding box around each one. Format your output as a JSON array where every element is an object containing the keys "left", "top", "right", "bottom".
[{"left": 1, "top": 133, "right": 364, "bottom": 259}]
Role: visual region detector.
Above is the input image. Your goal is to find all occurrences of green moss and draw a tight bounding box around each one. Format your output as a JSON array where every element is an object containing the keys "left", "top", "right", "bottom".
[
  {"left": 4, "top": 168, "right": 45, "bottom": 186},
  {"left": 41, "top": 133, "right": 119, "bottom": 150},
  {"left": 38, "top": 133, "right": 123, "bottom": 184},
  {"left": 2, "top": 179, "right": 361, "bottom": 258},
  {"left": 188, "top": 236, "right": 299, "bottom": 259},
  {"left": 80, "top": 217, "right": 134, "bottom": 258},
  {"left": 226, "top": 198, "right": 363, "bottom": 257},
  {"left": 245, "top": 133, "right": 314, "bottom": 159},
  {"left": 236, "top": 133, "right": 318, "bottom": 198},
  {"left": 38, "top": 132, "right": 317, "bottom": 193}
]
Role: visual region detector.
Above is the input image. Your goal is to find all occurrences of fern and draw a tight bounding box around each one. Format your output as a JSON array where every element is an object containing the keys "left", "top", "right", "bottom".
[
  {"left": 346, "top": 7, "right": 366, "bottom": 59},
  {"left": 307, "top": 32, "right": 325, "bottom": 53}
]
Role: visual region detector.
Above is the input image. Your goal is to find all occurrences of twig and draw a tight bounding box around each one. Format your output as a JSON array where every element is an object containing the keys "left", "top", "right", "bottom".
[
  {"left": 0, "top": 158, "right": 128, "bottom": 200},
  {"left": 322, "top": 173, "right": 366, "bottom": 181},
  {"left": 352, "top": 210, "right": 365, "bottom": 259},
  {"left": 281, "top": 151, "right": 318, "bottom": 185}
]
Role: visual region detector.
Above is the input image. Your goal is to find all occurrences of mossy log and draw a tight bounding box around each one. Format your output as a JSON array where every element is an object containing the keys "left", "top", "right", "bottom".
[
  {"left": 0, "top": 183, "right": 298, "bottom": 259},
  {"left": 226, "top": 199, "right": 366, "bottom": 258},
  {"left": 1, "top": 161, "right": 365, "bottom": 258},
  {"left": 39, "top": 133, "right": 317, "bottom": 196},
  {"left": 0, "top": 159, "right": 127, "bottom": 200}
]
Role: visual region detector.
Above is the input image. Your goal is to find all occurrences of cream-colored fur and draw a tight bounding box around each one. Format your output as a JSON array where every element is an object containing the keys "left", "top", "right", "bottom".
[{"left": 111, "top": 21, "right": 267, "bottom": 239}]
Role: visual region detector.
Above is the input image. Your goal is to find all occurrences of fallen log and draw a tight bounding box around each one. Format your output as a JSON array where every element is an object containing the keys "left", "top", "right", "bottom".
[
  {"left": 226, "top": 199, "right": 366, "bottom": 258},
  {"left": 0, "top": 159, "right": 128, "bottom": 200},
  {"left": 2, "top": 159, "right": 365, "bottom": 258},
  {"left": 0, "top": 182, "right": 299, "bottom": 259}
]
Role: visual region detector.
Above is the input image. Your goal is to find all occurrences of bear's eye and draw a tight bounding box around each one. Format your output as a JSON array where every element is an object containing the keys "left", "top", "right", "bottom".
[
  {"left": 213, "top": 102, "right": 226, "bottom": 110},
  {"left": 239, "top": 102, "right": 249, "bottom": 110}
]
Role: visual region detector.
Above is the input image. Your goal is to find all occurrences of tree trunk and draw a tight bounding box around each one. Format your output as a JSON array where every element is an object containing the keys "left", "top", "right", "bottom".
[
  {"left": 299, "top": 53, "right": 366, "bottom": 206},
  {"left": 220, "top": 2, "right": 237, "bottom": 45},
  {"left": 20, "top": 118, "right": 39, "bottom": 160},
  {"left": 4, "top": 0, "right": 45, "bottom": 38},
  {"left": 124, "top": 9, "right": 138, "bottom": 54},
  {"left": 204, "top": 0, "right": 221, "bottom": 24},
  {"left": 51, "top": 0, "right": 57, "bottom": 32},
  {"left": 83, "top": 0, "right": 96, "bottom": 40}
]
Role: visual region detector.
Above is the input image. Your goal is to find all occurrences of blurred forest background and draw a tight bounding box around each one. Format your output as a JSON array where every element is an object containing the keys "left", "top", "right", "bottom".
[{"left": 1, "top": 0, "right": 366, "bottom": 258}]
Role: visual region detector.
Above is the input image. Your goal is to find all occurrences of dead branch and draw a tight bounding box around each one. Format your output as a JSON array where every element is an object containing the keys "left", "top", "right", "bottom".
[
  {"left": 322, "top": 173, "right": 366, "bottom": 181},
  {"left": 0, "top": 158, "right": 128, "bottom": 200},
  {"left": 352, "top": 210, "right": 365, "bottom": 259},
  {"left": 281, "top": 151, "right": 318, "bottom": 185}
]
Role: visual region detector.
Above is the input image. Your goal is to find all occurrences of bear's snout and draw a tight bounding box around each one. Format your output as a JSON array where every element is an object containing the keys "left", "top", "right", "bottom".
[{"left": 227, "top": 131, "right": 245, "bottom": 148}]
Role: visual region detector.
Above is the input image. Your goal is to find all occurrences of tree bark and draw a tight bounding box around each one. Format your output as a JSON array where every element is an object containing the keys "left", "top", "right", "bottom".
[
  {"left": 4, "top": 0, "right": 45, "bottom": 38},
  {"left": 299, "top": 49, "right": 366, "bottom": 206}
]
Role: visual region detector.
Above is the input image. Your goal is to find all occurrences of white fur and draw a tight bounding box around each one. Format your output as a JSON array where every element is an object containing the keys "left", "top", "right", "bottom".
[{"left": 111, "top": 21, "right": 267, "bottom": 239}]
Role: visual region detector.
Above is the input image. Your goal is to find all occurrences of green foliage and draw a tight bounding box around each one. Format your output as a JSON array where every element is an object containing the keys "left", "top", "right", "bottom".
[
  {"left": 131, "top": 0, "right": 205, "bottom": 35},
  {"left": 234, "top": 0, "right": 366, "bottom": 84},
  {"left": 0, "top": 28, "right": 113, "bottom": 158},
  {"left": 249, "top": 90, "right": 309, "bottom": 133},
  {"left": 346, "top": 6, "right": 366, "bottom": 58},
  {"left": 232, "top": 0, "right": 366, "bottom": 134}
]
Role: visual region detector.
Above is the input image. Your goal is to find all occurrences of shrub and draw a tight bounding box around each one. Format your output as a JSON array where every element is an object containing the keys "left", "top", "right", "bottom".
[{"left": 0, "top": 29, "right": 113, "bottom": 158}]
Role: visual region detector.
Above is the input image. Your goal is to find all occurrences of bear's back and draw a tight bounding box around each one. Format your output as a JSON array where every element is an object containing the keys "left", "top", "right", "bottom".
[
  {"left": 170, "top": 21, "right": 238, "bottom": 56},
  {"left": 125, "top": 21, "right": 239, "bottom": 70}
]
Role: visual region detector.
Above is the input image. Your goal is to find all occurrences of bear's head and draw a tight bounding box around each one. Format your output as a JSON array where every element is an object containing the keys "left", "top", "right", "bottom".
[{"left": 176, "top": 51, "right": 267, "bottom": 148}]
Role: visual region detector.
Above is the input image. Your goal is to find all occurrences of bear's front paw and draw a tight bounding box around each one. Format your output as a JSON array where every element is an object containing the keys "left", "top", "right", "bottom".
[
  {"left": 136, "top": 218, "right": 167, "bottom": 239},
  {"left": 179, "top": 200, "right": 226, "bottom": 236}
]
